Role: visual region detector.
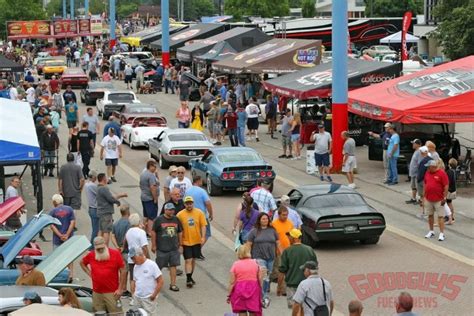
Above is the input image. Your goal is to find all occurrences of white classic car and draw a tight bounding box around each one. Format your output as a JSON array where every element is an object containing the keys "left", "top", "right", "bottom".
[
  {"left": 121, "top": 114, "right": 168, "bottom": 149},
  {"left": 96, "top": 90, "right": 141, "bottom": 120}
]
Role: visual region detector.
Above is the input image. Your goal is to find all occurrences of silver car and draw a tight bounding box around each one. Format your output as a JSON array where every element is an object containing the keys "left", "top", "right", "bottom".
[{"left": 148, "top": 129, "right": 214, "bottom": 169}]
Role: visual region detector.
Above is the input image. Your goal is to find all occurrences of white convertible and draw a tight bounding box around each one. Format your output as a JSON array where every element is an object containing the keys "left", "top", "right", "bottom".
[
  {"left": 121, "top": 115, "right": 168, "bottom": 149},
  {"left": 97, "top": 90, "right": 141, "bottom": 120}
]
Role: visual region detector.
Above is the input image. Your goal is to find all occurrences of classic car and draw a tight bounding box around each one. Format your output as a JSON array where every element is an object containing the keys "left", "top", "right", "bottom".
[
  {"left": 32, "top": 53, "right": 51, "bottom": 66},
  {"left": 121, "top": 115, "right": 167, "bottom": 149},
  {"left": 190, "top": 147, "right": 275, "bottom": 196},
  {"left": 363, "top": 45, "right": 396, "bottom": 58},
  {"left": 114, "top": 103, "right": 160, "bottom": 123},
  {"left": 284, "top": 184, "right": 386, "bottom": 247},
  {"left": 97, "top": 90, "right": 141, "bottom": 120},
  {"left": 35, "top": 57, "right": 55, "bottom": 75},
  {"left": 42, "top": 60, "right": 67, "bottom": 79},
  {"left": 80, "top": 81, "right": 116, "bottom": 106},
  {"left": 149, "top": 128, "right": 214, "bottom": 169},
  {"left": 181, "top": 72, "right": 203, "bottom": 102},
  {"left": 59, "top": 68, "right": 88, "bottom": 89}
]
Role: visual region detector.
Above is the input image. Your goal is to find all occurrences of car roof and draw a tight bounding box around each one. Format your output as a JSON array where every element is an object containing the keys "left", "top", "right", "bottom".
[
  {"left": 0, "top": 285, "right": 58, "bottom": 298},
  {"left": 294, "top": 184, "right": 358, "bottom": 196},
  {"left": 165, "top": 128, "right": 205, "bottom": 135},
  {"left": 211, "top": 147, "right": 258, "bottom": 154},
  {"left": 108, "top": 90, "right": 135, "bottom": 94}
]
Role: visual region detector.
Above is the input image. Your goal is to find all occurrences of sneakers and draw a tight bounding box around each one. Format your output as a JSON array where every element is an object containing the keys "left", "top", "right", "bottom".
[
  {"left": 320, "top": 176, "right": 324, "bottom": 181},
  {"left": 129, "top": 299, "right": 135, "bottom": 306},
  {"left": 111, "top": 176, "right": 117, "bottom": 182},
  {"left": 425, "top": 231, "right": 435, "bottom": 239},
  {"left": 438, "top": 233, "right": 445, "bottom": 241},
  {"left": 286, "top": 155, "right": 293, "bottom": 159},
  {"left": 405, "top": 199, "right": 417, "bottom": 204},
  {"left": 348, "top": 183, "right": 357, "bottom": 189},
  {"left": 327, "top": 176, "right": 333, "bottom": 182},
  {"left": 263, "top": 297, "right": 271, "bottom": 309},
  {"left": 278, "top": 154, "right": 287, "bottom": 158},
  {"left": 256, "top": 138, "right": 260, "bottom": 142}
]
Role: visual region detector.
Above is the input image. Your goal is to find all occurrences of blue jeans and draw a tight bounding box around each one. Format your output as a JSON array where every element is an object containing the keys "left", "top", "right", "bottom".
[
  {"left": 228, "top": 128, "right": 238, "bottom": 147},
  {"left": 256, "top": 258, "right": 274, "bottom": 299},
  {"left": 237, "top": 127, "right": 246, "bottom": 146},
  {"left": 388, "top": 156, "right": 398, "bottom": 183},
  {"left": 88, "top": 207, "right": 99, "bottom": 244}
]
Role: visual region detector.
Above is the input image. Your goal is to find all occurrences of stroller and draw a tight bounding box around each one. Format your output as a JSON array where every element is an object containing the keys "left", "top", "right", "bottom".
[{"left": 456, "top": 146, "right": 472, "bottom": 185}]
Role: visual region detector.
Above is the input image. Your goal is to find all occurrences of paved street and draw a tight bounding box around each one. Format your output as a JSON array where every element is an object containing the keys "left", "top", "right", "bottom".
[{"left": 17, "top": 74, "right": 473, "bottom": 316}]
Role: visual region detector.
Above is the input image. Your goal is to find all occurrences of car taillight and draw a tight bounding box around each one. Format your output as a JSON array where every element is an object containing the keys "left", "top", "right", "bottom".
[
  {"left": 170, "top": 150, "right": 182, "bottom": 155},
  {"left": 368, "top": 219, "right": 383, "bottom": 225},
  {"left": 266, "top": 171, "right": 273, "bottom": 177},
  {"left": 260, "top": 171, "right": 266, "bottom": 177},
  {"left": 203, "top": 149, "right": 209, "bottom": 154},
  {"left": 222, "top": 172, "right": 229, "bottom": 180},
  {"left": 229, "top": 172, "right": 235, "bottom": 179},
  {"left": 317, "top": 222, "right": 333, "bottom": 229}
]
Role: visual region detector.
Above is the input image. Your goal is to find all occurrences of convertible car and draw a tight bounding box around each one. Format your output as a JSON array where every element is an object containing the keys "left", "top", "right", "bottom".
[
  {"left": 121, "top": 115, "right": 168, "bottom": 149},
  {"left": 284, "top": 184, "right": 386, "bottom": 247},
  {"left": 149, "top": 129, "right": 214, "bottom": 169},
  {"left": 80, "top": 81, "right": 116, "bottom": 106},
  {"left": 190, "top": 147, "right": 275, "bottom": 196}
]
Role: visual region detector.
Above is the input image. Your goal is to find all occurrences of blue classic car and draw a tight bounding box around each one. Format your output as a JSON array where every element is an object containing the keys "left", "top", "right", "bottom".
[{"left": 189, "top": 147, "right": 275, "bottom": 196}]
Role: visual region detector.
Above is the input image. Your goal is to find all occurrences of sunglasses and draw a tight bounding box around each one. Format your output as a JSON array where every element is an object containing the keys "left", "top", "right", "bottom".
[{"left": 177, "top": 172, "right": 185, "bottom": 174}]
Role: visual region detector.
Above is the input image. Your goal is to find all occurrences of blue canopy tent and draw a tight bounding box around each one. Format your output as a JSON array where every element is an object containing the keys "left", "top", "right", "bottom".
[{"left": 0, "top": 99, "right": 43, "bottom": 212}]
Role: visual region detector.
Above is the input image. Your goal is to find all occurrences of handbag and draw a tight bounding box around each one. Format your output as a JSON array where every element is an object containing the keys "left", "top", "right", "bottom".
[
  {"left": 304, "top": 278, "right": 330, "bottom": 316},
  {"left": 447, "top": 191, "right": 456, "bottom": 200}
]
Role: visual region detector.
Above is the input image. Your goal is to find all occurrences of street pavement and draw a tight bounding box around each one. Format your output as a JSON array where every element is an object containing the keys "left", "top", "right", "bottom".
[{"left": 18, "top": 72, "right": 474, "bottom": 316}]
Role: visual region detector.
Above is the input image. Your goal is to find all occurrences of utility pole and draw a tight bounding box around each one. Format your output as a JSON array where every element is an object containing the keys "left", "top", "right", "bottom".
[
  {"left": 85, "top": 0, "right": 89, "bottom": 17},
  {"left": 162, "top": 0, "right": 170, "bottom": 66},
  {"left": 63, "top": 0, "right": 67, "bottom": 18},
  {"left": 70, "top": 0, "right": 75, "bottom": 19},
  {"left": 110, "top": 0, "right": 116, "bottom": 48}
]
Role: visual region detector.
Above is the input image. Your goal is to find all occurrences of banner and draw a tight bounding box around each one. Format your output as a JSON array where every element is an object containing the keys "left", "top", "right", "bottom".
[
  {"left": 401, "top": 11, "right": 413, "bottom": 61},
  {"left": 90, "top": 19, "right": 103, "bottom": 35},
  {"left": 7, "top": 21, "right": 52, "bottom": 38},
  {"left": 53, "top": 20, "right": 78, "bottom": 37},
  {"left": 78, "top": 19, "right": 91, "bottom": 35}
]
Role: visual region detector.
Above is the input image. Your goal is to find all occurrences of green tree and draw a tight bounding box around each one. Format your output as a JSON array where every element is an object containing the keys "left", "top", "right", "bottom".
[
  {"left": 301, "top": 0, "right": 315, "bottom": 17},
  {"left": 432, "top": 0, "right": 474, "bottom": 59},
  {"left": 224, "top": 0, "right": 290, "bottom": 20},
  {"left": 289, "top": 0, "right": 302, "bottom": 7},
  {"left": 364, "top": 0, "right": 423, "bottom": 17},
  {"left": 0, "top": 0, "right": 47, "bottom": 39},
  {"left": 165, "top": 0, "right": 217, "bottom": 21},
  {"left": 46, "top": 0, "right": 106, "bottom": 17}
]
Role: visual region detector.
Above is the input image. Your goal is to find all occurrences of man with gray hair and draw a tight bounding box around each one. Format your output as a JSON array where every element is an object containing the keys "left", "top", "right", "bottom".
[
  {"left": 291, "top": 261, "right": 334, "bottom": 316},
  {"left": 273, "top": 195, "right": 302, "bottom": 229},
  {"left": 396, "top": 292, "right": 418, "bottom": 316},
  {"left": 349, "top": 300, "right": 363, "bottom": 316},
  {"left": 59, "top": 152, "right": 84, "bottom": 215}
]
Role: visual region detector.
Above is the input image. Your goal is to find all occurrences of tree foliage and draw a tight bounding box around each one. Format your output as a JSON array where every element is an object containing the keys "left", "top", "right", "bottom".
[
  {"left": 0, "top": 0, "right": 47, "bottom": 39},
  {"left": 364, "top": 0, "right": 423, "bottom": 17},
  {"left": 301, "top": 0, "right": 316, "bottom": 18},
  {"left": 225, "top": 0, "right": 290, "bottom": 20},
  {"left": 432, "top": 0, "right": 474, "bottom": 60},
  {"left": 289, "top": 0, "right": 302, "bottom": 7},
  {"left": 45, "top": 0, "right": 107, "bottom": 17}
]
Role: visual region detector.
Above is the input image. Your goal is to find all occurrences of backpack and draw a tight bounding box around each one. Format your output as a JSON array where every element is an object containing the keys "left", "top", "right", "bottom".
[{"left": 304, "top": 278, "right": 330, "bottom": 316}]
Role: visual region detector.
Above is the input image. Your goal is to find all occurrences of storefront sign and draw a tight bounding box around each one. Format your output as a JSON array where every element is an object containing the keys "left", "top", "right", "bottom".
[
  {"left": 294, "top": 48, "right": 318, "bottom": 67},
  {"left": 53, "top": 20, "right": 78, "bottom": 37},
  {"left": 7, "top": 21, "right": 52, "bottom": 38},
  {"left": 90, "top": 19, "right": 103, "bottom": 35},
  {"left": 78, "top": 19, "right": 91, "bottom": 34}
]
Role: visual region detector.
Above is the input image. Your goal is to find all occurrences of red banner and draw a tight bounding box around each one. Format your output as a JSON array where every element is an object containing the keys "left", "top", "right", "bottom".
[
  {"left": 7, "top": 21, "right": 52, "bottom": 38},
  {"left": 401, "top": 11, "right": 413, "bottom": 61},
  {"left": 78, "top": 19, "right": 91, "bottom": 35},
  {"left": 53, "top": 20, "right": 78, "bottom": 37}
]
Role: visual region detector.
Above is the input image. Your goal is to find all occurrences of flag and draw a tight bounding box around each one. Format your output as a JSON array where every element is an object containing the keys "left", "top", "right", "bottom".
[{"left": 401, "top": 11, "right": 413, "bottom": 61}]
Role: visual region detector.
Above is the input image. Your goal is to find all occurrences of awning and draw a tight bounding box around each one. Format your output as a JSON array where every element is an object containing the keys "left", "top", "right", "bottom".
[
  {"left": 263, "top": 59, "right": 402, "bottom": 99},
  {"left": 121, "top": 23, "right": 187, "bottom": 46},
  {"left": 150, "top": 23, "right": 226, "bottom": 50},
  {"left": 194, "top": 41, "right": 238, "bottom": 63},
  {"left": 177, "top": 27, "right": 269, "bottom": 63},
  {"left": 0, "top": 99, "right": 41, "bottom": 164},
  {"left": 201, "top": 16, "right": 233, "bottom": 23},
  {"left": 0, "top": 55, "right": 24, "bottom": 72},
  {"left": 348, "top": 56, "right": 474, "bottom": 123},
  {"left": 212, "top": 38, "right": 322, "bottom": 74},
  {"left": 380, "top": 31, "right": 419, "bottom": 44}
]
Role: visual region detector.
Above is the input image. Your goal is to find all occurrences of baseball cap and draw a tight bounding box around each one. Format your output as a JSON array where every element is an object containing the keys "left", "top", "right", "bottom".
[
  {"left": 300, "top": 260, "right": 319, "bottom": 271},
  {"left": 384, "top": 122, "right": 393, "bottom": 128},
  {"left": 23, "top": 291, "right": 39, "bottom": 300},
  {"left": 129, "top": 246, "right": 143, "bottom": 258},
  {"left": 318, "top": 123, "right": 325, "bottom": 128},
  {"left": 419, "top": 146, "right": 429, "bottom": 153},
  {"left": 164, "top": 202, "right": 176, "bottom": 210},
  {"left": 19, "top": 255, "right": 34, "bottom": 265},
  {"left": 184, "top": 196, "right": 194, "bottom": 203},
  {"left": 286, "top": 228, "right": 302, "bottom": 239},
  {"left": 93, "top": 236, "right": 106, "bottom": 249},
  {"left": 425, "top": 160, "right": 437, "bottom": 167},
  {"left": 411, "top": 139, "right": 422, "bottom": 145}
]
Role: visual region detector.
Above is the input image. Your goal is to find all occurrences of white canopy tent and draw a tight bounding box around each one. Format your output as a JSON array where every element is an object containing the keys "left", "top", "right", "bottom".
[{"left": 380, "top": 31, "right": 419, "bottom": 44}]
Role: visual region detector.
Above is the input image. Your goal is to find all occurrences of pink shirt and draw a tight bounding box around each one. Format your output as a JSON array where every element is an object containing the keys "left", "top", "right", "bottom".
[
  {"left": 230, "top": 259, "right": 259, "bottom": 282},
  {"left": 102, "top": 72, "right": 111, "bottom": 81}
]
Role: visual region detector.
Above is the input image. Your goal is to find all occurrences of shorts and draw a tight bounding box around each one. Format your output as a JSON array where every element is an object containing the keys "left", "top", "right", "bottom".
[
  {"left": 142, "top": 200, "right": 158, "bottom": 220},
  {"left": 124, "top": 75, "right": 132, "bottom": 83},
  {"left": 214, "top": 122, "right": 223, "bottom": 135},
  {"left": 281, "top": 135, "right": 292, "bottom": 147},
  {"left": 92, "top": 292, "right": 122, "bottom": 313},
  {"left": 99, "top": 213, "right": 113, "bottom": 233},
  {"left": 247, "top": 117, "right": 259, "bottom": 130},
  {"left": 183, "top": 244, "right": 202, "bottom": 260},
  {"left": 416, "top": 181, "right": 424, "bottom": 197},
  {"left": 286, "top": 286, "right": 298, "bottom": 308},
  {"left": 156, "top": 249, "right": 181, "bottom": 269},
  {"left": 134, "top": 296, "right": 157, "bottom": 315},
  {"left": 63, "top": 195, "right": 81, "bottom": 210},
  {"left": 315, "top": 153, "right": 330, "bottom": 167},
  {"left": 206, "top": 218, "right": 211, "bottom": 239},
  {"left": 179, "top": 93, "right": 189, "bottom": 102},
  {"left": 410, "top": 177, "right": 417, "bottom": 190},
  {"left": 425, "top": 200, "right": 444, "bottom": 217},
  {"left": 121, "top": 253, "right": 129, "bottom": 271},
  {"left": 105, "top": 158, "right": 118, "bottom": 166},
  {"left": 67, "top": 120, "right": 77, "bottom": 128},
  {"left": 208, "top": 120, "right": 215, "bottom": 134},
  {"left": 290, "top": 134, "right": 300, "bottom": 142},
  {"left": 342, "top": 156, "right": 357, "bottom": 173}
]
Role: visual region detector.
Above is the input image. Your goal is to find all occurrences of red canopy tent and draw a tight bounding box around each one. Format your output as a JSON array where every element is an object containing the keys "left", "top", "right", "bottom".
[{"left": 348, "top": 56, "right": 474, "bottom": 123}]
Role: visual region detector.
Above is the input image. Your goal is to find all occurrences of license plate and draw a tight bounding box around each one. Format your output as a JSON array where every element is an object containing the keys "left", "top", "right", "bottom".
[
  {"left": 242, "top": 173, "right": 250, "bottom": 180},
  {"left": 344, "top": 225, "right": 358, "bottom": 233},
  {"left": 188, "top": 151, "right": 197, "bottom": 156},
  {"left": 236, "top": 186, "right": 248, "bottom": 191}
]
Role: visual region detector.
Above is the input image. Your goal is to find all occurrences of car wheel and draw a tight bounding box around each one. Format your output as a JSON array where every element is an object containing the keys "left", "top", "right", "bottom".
[
  {"left": 301, "top": 228, "right": 318, "bottom": 248},
  {"left": 206, "top": 174, "right": 222, "bottom": 196},
  {"left": 159, "top": 153, "right": 170, "bottom": 169},
  {"left": 360, "top": 236, "right": 380, "bottom": 245}
]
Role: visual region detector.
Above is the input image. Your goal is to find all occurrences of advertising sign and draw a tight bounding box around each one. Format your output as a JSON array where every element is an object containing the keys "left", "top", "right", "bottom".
[
  {"left": 78, "top": 19, "right": 91, "bottom": 35},
  {"left": 53, "top": 20, "right": 78, "bottom": 37},
  {"left": 7, "top": 21, "right": 52, "bottom": 38},
  {"left": 294, "top": 48, "right": 318, "bottom": 67},
  {"left": 401, "top": 11, "right": 413, "bottom": 61},
  {"left": 90, "top": 19, "right": 103, "bottom": 35}
]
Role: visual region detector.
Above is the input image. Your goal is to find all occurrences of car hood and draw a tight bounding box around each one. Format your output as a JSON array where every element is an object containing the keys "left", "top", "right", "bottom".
[
  {"left": 298, "top": 205, "right": 377, "bottom": 220},
  {"left": 0, "top": 197, "right": 25, "bottom": 225},
  {"left": 0, "top": 214, "right": 60, "bottom": 268},
  {"left": 169, "top": 141, "right": 214, "bottom": 149},
  {"left": 132, "top": 126, "right": 167, "bottom": 140},
  {"left": 37, "top": 235, "right": 90, "bottom": 284}
]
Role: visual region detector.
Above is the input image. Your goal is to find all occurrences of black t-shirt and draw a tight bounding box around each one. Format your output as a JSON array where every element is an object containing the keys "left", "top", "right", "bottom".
[
  {"left": 63, "top": 90, "right": 77, "bottom": 103},
  {"left": 152, "top": 215, "right": 182, "bottom": 252},
  {"left": 78, "top": 129, "right": 93, "bottom": 153},
  {"left": 160, "top": 199, "right": 185, "bottom": 216},
  {"left": 69, "top": 134, "right": 79, "bottom": 152},
  {"left": 89, "top": 70, "right": 99, "bottom": 81},
  {"left": 446, "top": 168, "right": 456, "bottom": 192}
]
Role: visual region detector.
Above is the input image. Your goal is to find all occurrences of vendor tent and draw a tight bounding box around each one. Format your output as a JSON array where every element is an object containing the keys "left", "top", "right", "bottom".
[
  {"left": 380, "top": 31, "right": 419, "bottom": 44},
  {"left": 212, "top": 38, "right": 322, "bottom": 74},
  {"left": 0, "top": 55, "right": 24, "bottom": 72},
  {"left": 263, "top": 59, "right": 402, "bottom": 99},
  {"left": 348, "top": 55, "right": 474, "bottom": 123},
  {"left": 176, "top": 27, "right": 269, "bottom": 63},
  {"left": 150, "top": 23, "right": 227, "bottom": 50},
  {"left": 121, "top": 23, "right": 187, "bottom": 46},
  {"left": 194, "top": 41, "right": 238, "bottom": 63}
]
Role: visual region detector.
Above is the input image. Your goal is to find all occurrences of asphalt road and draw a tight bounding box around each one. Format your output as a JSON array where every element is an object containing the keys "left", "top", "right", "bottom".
[{"left": 21, "top": 70, "right": 473, "bottom": 316}]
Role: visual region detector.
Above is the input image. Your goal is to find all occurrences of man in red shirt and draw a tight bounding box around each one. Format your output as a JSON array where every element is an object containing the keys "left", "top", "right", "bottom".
[
  {"left": 49, "top": 75, "right": 60, "bottom": 94},
  {"left": 423, "top": 160, "right": 449, "bottom": 241},
  {"left": 224, "top": 106, "right": 238, "bottom": 146},
  {"left": 80, "top": 236, "right": 126, "bottom": 313}
]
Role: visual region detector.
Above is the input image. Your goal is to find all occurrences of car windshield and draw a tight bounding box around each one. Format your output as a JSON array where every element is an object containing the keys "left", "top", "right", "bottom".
[
  {"left": 46, "top": 62, "right": 65, "bottom": 67},
  {"left": 90, "top": 82, "right": 114, "bottom": 89},
  {"left": 303, "top": 193, "right": 366, "bottom": 208},
  {"left": 375, "top": 46, "right": 389, "bottom": 50},
  {"left": 65, "top": 69, "right": 84, "bottom": 75},
  {"left": 168, "top": 134, "right": 207, "bottom": 142},
  {"left": 109, "top": 93, "right": 135, "bottom": 102},
  {"left": 128, "top": 107, "right": 157, "bottom": 113},
  {"left": 217, "top": 152, "right": 262, "bottom": 163}
]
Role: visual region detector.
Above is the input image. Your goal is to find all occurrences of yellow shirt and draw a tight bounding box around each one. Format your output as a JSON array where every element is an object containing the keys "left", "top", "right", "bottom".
[
  {"left": 272, "top": 219, "right": 294, "bottom": 250},
  {"left": 177, "top": 208, "right": 207, "bottom": 246}
]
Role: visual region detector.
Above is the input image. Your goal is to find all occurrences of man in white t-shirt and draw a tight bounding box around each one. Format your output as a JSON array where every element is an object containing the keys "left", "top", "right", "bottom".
[
  {"left": 26, "top": 83, "right": 36, "bottom": 105},
  {"left": 245, "top": 96, "right": 260, "bottom": 142},
  {"left": 168, "top": 166, "right": 192, "bottom": 199},
  {"left": 310, "top": 124, "right": 333, "bottom": 182},
  {"left": 130, "top": 246, "right": 163, "bottom": 315},
  {"left": 100, "top": 128, "right": 122, "bottom": 184},
  {"left": 125, "top": 214, "right": 149, "bottom": 298},
  {"left": 9, "top": 84, "right": 19, "bottom": 100}
]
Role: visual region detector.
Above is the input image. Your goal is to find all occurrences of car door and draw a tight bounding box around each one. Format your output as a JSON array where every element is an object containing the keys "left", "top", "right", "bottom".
[{"left": 195, "top": 151, "right": 213, "bottom": 179}]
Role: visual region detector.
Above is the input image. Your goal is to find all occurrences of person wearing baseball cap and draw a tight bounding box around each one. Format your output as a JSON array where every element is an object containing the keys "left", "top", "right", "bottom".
[
  {"left": 310, "top": 122, "right": 333, "bottom": 182},
  {"left": 23, "top": 290, "right": 42, "bottom": 305},
  {"left": 279, "top": 229, "right": 317, "bottom": 309},
  {"left": 406, "top": 139, "right": 423, "bottom": 204},
  {"left": 16, "top": 255, "right": 46, "bottom": 286},
  {"left": 151, "top": 202, "right": 182, "bottom": 292},
  {"left": 368, "top": 123, "right": 393, "bottom": 183}
]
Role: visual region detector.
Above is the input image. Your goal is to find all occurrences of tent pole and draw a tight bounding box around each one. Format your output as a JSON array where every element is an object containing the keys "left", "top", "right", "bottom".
[{"left": 36, "top": 161, "right": 43, "bottom": 214}]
